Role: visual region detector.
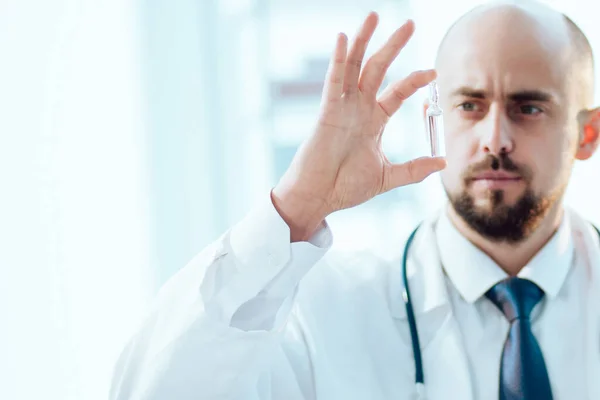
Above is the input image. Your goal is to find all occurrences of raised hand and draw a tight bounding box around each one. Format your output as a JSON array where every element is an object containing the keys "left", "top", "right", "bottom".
[{"left": 272, "top": 12, "right": 446, "bottom": 241}]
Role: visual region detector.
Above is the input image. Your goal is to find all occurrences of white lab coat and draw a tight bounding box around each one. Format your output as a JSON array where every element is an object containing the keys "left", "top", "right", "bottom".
[{"left": 109, "top": 198, "right": 600, "bottom": 400}]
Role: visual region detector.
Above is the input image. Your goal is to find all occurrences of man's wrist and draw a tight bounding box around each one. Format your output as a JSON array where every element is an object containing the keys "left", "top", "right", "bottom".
[{"left": 270, "top": 187, "right": 329, "bottom": 243}]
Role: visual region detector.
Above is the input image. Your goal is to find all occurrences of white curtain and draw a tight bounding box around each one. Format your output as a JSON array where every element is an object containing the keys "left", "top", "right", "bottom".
[{"left": 0, "top": 0, "right": 154, "bottom": 398}]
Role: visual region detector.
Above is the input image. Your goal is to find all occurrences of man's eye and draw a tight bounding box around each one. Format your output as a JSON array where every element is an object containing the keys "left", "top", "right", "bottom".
[
  {"left": 458, "top": 102, "right": 478, "bottom": 112},
  {"left": 519, "top": 105, "right": 543, "bottom": 115}
]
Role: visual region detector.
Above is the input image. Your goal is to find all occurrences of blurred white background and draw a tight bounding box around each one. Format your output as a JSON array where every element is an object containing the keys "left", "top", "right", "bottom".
[{"left": 1, "top": 0, "right": 598, "bottom": 398}]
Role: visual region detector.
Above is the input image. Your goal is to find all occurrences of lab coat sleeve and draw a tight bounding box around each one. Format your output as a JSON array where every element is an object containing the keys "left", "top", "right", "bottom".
[{"left": 109, "top": 193, "right": 332, "bottom": 400}]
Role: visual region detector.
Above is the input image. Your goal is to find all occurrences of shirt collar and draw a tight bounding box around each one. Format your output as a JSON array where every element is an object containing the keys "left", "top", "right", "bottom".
[{"left": 436, "top": 207, "right": 574, "bottom": 303}]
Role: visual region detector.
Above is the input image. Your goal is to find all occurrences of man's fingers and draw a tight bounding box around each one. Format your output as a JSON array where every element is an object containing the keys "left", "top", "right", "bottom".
[
  {"left": 378, "top": 69, "right": 437, "bottom": 117},
  {"left": 359, "top": 20, "right": 415, "bottom": 95},
  {"left": 343, "top": 12, "right": 379, "bottom": 95},
  {"left": 322, "top": 33, "right": 348, "bottom": 103},
  {"left": 383, "top": 156, "right": 446, "bottom": 192}
]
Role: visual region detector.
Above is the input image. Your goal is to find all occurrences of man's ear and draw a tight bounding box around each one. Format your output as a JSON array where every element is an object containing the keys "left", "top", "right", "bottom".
[{"left": 576, "top": 107, "right": 600, "bottom": 160}]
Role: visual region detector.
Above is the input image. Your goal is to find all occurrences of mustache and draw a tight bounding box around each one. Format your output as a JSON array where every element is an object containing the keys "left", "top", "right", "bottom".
[{"left": 464, "top": 154, "right": 531, "bottom": 181}]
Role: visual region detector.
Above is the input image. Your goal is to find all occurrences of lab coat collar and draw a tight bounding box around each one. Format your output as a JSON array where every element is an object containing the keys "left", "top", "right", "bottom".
[
  {"left": 387, "top": 209, "right": 474, "bottom": 400},
  {"left": 389, "top": 208, "right": 450, "bottom": 320}
]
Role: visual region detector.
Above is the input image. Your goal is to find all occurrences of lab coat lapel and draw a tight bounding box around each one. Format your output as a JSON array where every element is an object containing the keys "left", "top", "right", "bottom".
[
  {"left": 421, "top": 313, "right": 473, "bottom": 400},
  {"left": 391, "top": 214, "right": 474, "bottom": 400}
]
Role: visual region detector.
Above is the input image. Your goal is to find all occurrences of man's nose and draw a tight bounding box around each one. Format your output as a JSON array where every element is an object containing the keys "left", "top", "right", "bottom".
[{"left": 479, "top": 105, "right": 514, "bottom": 155}]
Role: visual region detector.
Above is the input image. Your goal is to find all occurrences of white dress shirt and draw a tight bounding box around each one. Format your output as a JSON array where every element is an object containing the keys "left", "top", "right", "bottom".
[{"left": 110, "top": 193, "right": 600, "bottom": 400}]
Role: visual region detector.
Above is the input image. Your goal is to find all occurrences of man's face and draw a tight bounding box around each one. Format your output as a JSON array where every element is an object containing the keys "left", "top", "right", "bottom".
[{"left": 436, "top": 6, "right": 583, "bottom": 243}]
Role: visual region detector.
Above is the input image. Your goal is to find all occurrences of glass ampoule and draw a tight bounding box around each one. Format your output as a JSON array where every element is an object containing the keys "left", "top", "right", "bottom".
[{"left": 425, "top": 81, "right": 446, "bottom": 157}]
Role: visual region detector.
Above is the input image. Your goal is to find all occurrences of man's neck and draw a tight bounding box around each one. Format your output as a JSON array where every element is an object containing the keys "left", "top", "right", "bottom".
[{"left": 446, "top": 203, "right": 564, "bottom": 276}]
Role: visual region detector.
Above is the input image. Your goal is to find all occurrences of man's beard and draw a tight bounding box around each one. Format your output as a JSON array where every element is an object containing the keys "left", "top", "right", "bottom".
[{"left": 445, "top": 154, "right": 560, "bottom": 243}]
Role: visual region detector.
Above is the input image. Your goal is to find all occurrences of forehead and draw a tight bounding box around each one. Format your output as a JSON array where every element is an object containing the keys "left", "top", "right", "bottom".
[{"left": 436, "top": 6, "right": 575, "bottom": 100}]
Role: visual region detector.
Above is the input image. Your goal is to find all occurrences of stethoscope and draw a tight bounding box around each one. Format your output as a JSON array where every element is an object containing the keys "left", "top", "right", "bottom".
[{"left": 401, "top": 224, "right": 426, "bottom": 400}]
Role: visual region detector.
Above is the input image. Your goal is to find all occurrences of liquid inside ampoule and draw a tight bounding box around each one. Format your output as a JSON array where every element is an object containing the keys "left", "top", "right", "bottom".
[{"left": 426, "top": 82, "right": 446, "bottom": 157}]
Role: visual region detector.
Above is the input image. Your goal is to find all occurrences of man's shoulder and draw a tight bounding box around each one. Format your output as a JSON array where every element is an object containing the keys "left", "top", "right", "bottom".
[
  {"left": 564, "top": 207, "right": 600, "bottom": 277},
  {"left": 566, "top": 207, "right": 600, "bottom": 245}
]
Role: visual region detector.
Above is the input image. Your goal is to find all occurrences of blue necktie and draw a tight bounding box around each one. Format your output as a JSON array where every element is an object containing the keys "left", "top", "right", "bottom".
[{"left": 485, "top": 277, "right": 553, "bottom": 400}]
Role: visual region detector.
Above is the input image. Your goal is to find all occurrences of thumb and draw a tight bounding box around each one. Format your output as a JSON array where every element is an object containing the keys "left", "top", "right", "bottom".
[{"left": 383, "top": 157, "right": 447, "bottom": 192}]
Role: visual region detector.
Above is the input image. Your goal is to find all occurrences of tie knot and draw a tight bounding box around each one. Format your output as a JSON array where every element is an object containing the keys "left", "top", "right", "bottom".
[{"left": 485, "top": 277, "right": 545, "bottom": 322}]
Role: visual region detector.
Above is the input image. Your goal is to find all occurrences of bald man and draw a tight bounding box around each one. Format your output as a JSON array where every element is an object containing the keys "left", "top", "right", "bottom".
[{"left": 110, "top": 2, "right": 600, "bottom": 399}]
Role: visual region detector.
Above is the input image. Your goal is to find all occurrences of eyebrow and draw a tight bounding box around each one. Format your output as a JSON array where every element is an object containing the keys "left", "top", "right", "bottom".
[
  {"left": 451, "top": 87, "right": 486, "bottom": 99},
  {"left": 508, "top": 90, "right": 552, "bottom": 102},
  {"left": 450, "top": 87, "right": 554, "bottom": 102}
]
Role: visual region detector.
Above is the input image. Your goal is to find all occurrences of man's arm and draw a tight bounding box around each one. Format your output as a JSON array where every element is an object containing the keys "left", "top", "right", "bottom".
[{"left": 109, "top": 12, "right": 445, "bottom": 399}]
